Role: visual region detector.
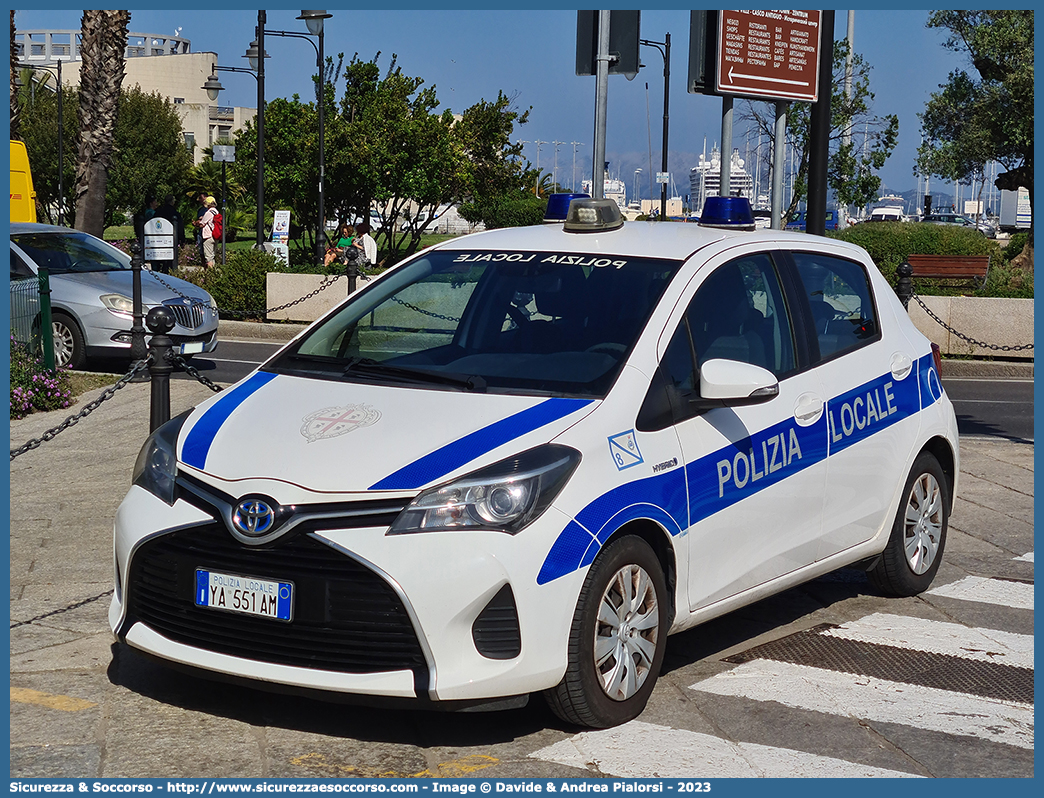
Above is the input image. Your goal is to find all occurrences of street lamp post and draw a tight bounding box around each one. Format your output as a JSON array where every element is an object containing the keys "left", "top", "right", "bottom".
[
  {"left": 244, "top": 12, "right": 269, "bottom": 249},
  {"left": 571, "top": 141, "right": 583, "bottom": 192},
  {"left": 534, "top": 140, "right": 545, "bottom": 195},
  {"left": 19, "top": 60, "right": 65, "bottom": 225},
  {"left": 264, "top": 11, "right": 332, "bottom": 268},
  {"left": 552, "top": 141, "right": 563, "bottom": 191},
  {"left": 641, "top": 33, "right": 671, "bottom": 220},
  {"left": 204, "top": 64, "right": 261, "bottom": 254}
]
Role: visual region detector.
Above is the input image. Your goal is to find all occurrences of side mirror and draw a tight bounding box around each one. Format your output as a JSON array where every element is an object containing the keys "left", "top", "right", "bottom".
[{"left": 698, "top": 358, "right": 779, "bottom": 406}]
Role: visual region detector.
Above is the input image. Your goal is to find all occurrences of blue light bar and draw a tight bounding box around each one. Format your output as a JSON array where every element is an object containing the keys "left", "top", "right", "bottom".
[
  {"left": 544, "top": 193, "right": 591, "bottom": 222},
  {"left": 698, "top": 196, "right": 756, "bottom": 230}
]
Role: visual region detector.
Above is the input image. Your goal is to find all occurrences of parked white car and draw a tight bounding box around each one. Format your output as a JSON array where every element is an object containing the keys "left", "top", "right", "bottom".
[{"left": 113, "top": 197, "right": 959, "bottom": 728}]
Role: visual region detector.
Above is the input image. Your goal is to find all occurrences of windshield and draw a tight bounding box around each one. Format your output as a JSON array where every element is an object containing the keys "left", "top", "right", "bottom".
[
  {"left": 268, "top": 249, "right": 683, "bottom": 397},
  {"left": 12, "top": 230, "right": 131, "bottom": 274}
]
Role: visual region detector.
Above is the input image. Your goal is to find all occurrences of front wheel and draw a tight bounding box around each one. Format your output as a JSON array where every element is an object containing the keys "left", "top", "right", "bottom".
[
  {"left": 870, "top": 451, "right": 949, "bottom": 597},
  {"left": 545, "top": 535, "right": 668, "bottom": 728},
  {"left": 51, "top": 312, "right": 86, "bottom": 370}
]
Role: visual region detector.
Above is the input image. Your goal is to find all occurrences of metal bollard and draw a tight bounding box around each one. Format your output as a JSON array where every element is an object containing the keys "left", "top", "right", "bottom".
[
  {"left": 38, "top": 263, "right": 56, "bottom": 371},
  {"left": 346, "top": 258, "right": 358, "bottom": 294},
  {"left": 896, "top": 262, "right": 914, "bottom": 310},
  {"left": 129, "top": 239, "right": 149, "bottom": 381},
  {"left": 145, "top": 306, "right": 175, "bottom": 432}
]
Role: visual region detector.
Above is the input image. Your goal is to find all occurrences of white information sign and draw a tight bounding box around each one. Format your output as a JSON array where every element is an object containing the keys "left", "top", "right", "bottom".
[
  {"left": 272, "top": 210, "right": 291, "bottom": 244},
  {"left": 143, "top": 217, "right": 175, "bottom": 261},
  {"left": 213, "top": 144, "right": 235, "bottom": 163}
]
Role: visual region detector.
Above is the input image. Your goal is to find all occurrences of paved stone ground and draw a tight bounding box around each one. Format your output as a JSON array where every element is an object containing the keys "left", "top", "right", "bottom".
[{"left": 9, "top": 379, "right": 1034, "bottom": 778}]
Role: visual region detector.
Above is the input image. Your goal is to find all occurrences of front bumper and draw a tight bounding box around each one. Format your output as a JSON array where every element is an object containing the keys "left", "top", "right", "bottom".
[{"left": 111, "top": 481, "right": 582, "bottom": 704}]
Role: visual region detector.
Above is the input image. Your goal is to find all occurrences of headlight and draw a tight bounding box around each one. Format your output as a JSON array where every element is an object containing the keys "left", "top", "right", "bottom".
[
  {"left": 100, "top": 293, "right": 135, "bottom": 315},
  {"left": 388, "top": 444, "right": 581, "bottom": 535},
  {"left": 132, "top": 411, "right": 191, "bottom": 505}
]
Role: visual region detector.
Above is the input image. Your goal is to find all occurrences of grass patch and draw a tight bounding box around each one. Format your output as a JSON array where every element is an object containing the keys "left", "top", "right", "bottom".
[{"left": 68, "top": 371, "right": 121, "bottom": 397}]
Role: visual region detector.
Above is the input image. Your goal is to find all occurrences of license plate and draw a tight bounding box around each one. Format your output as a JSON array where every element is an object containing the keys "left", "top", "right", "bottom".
[
  {"left": 195, "top": 569, "right": 293, "bottom": 621},
  {"left": 180, "top": 341, "right": 205, "bottom": 354}
]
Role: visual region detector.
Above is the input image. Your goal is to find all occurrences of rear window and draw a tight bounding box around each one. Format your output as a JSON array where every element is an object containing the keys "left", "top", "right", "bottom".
[{"left": 270, "top": 249, "right": 683, "bottom": 397}]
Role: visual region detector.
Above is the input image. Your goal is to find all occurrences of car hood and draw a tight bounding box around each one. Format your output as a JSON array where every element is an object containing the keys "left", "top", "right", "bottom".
[
  {"left": 53, "top": 269, "right": 212, "bottom": 305},
  {"left": 177, "top": 372, "right": 596, "bottom": 494}
]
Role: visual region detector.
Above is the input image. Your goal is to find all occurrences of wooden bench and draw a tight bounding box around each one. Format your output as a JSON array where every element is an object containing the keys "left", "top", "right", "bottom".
[{"left": 907, "top": 254, "right": 990, "bottom": 289}]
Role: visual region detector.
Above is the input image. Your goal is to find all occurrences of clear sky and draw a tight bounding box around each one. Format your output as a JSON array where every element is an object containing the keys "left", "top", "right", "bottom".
[{"left": 13, "top": 6, "right": 973, "bottom": 202}]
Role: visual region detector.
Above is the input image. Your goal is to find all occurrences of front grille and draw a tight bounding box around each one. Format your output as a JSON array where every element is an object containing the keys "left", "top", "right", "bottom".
[
  {"left": 125, "top": 525, "right": 427, "bottom": 674},
  {"left": 164, "top": 301, "right": 207, "bottom": 330}
]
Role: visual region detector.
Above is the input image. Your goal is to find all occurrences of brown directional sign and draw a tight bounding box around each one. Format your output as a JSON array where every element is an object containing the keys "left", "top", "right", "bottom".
[{"left": 715, "top": 10, "right": 822, "bottom": 102}]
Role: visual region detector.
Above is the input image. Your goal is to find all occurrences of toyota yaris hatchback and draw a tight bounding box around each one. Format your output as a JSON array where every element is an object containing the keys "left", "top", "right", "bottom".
[{"left": 113, "top": 198, "right": 958, "bottom": 728}]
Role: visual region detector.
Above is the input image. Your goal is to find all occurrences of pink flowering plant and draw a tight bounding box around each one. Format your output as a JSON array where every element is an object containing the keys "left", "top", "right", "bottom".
[{"left": 10, "top": 334, "right": 73, "bottom": 419}]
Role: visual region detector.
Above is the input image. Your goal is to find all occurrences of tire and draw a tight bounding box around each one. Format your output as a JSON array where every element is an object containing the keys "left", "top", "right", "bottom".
[
  {"left": 545, "top": 535, "right": 668, "bottom": 728},
  {"left": 51, "top": 312, "right": 86, "bottom": 370},
  {"left": 870, "top": 452, "right": 949, "bottom": 597}
]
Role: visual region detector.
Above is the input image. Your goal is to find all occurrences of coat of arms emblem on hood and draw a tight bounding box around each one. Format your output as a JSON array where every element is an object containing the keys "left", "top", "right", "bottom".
[{"left": 301, "top": 404, "right": 380, "bottom": 442}]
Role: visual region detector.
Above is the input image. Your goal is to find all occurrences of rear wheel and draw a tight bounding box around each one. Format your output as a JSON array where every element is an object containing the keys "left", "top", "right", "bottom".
[
  {"left": 870, "top": 452, "right": 949, "bottom": 597},
  {"left": 545, "top": 535, "right": 668, "bottom": 728},
  {"left": 51, "top": 312, "right": 86, "bottom": 370}
]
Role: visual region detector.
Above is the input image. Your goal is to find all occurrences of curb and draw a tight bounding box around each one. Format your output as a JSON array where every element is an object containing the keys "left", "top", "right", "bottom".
[
  {"left": 218, "top": 319, "right": 309, "bottom": 342},
  {"left": 941, "top": 359, "right": 1033, "bottom": 379}
]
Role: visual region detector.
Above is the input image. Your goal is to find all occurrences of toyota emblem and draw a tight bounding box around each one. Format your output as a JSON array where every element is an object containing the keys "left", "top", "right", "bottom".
[{"left": 232, "top": 499, "right": 276, "bottom": 537}]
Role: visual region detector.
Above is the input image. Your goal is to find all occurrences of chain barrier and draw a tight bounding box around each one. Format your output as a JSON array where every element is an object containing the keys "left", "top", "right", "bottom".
[
  {"left": 10, "top": 590, "right": 114, "bottom": 629},
  {"left": 390, "top": 295, "right": 462, "bottom": 323},
  {"left": 912, "top": 293, "right": 1034, "bottom": 352},
  {"left": 147, "top": 268, "right": 346, "bottom": 318},
  {"left": 10, "top": 357, "right": 153, "bottom": 461},
  {"left": 170, "top": 351, "right": 225, "bottom": 393}
]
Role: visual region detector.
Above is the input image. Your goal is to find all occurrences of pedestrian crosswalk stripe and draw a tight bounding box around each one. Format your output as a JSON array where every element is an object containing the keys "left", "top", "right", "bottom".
[
  {"left": 926, "top": 575, "right": 1034, "bottom": 610},
  {"left": 529, "top": 720, "right": 922, "bottom": 778},
  {"left": 820, "top": 612, "right": 1033, "bottom": 668},
  {"left": 1013, "top": 551, "right": 1033, "bottom": 562},
  {"left": 689, "top": 658, "right": 1033, "bottom": 749}
]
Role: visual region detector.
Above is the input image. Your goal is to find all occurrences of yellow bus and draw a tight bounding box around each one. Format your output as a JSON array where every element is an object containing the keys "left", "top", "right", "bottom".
[{"left": 10, "top": 139, "right": 37, "bottom": 223}]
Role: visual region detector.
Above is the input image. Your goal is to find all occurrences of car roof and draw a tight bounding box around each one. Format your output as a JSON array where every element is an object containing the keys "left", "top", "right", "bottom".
[
  {"left": 10, "top": 222, "right": 83, "bottom": 235},
  {"left": 429, "top": 219, "right": 850, "bottom": 261}
]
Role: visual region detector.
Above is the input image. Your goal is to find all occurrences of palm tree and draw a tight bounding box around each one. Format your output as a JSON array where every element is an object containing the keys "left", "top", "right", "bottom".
[
  {"left": 72, "top": 9, "right": 130, "bottom": 237},
  {"left": 10, "top": 10, "right": 21, "bottom": 140},
  {"left": 537, "top": 172, "right": 561, "bottom": 198}
]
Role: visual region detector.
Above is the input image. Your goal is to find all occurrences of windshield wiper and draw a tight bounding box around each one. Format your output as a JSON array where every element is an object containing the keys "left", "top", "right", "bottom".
[{"left": 342, "top": 357, "right": 487, "bottom": 392}]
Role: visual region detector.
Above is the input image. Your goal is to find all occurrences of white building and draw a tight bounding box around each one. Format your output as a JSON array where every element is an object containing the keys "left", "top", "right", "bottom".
[{"left": 14, "top": 28, "right": 256, "bottom": 165}]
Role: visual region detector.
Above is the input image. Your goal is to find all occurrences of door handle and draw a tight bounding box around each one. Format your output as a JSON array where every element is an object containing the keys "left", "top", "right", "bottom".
[{"left": 794, "top": 393, "right": 824, "bottom": 426}]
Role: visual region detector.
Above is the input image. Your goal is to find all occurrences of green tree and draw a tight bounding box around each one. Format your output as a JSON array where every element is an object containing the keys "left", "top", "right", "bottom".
[
  {"left": 741, "top": 39, "right": 899, "bottom": 220},
  {"left": 453, "top": 91, "right": 530, "bottom": 201},
  {"left": 231, "top": 95, "right": 320, "bottom": 254},
  {"left": 231, "top": 52, "right": 534, "bottom": 263},
  {"left": 73, "top": 9, "right": 130, "bottom": 237},
  {"left": 106, "top": 87, "right": 193, "bottom": 228},
  {"left": 14, "top": 68, "right": 77, "bottom": 224},
  {"left": 917, "top": 10, "right": 1033, "bottom": 255},
  {"left": 18, "top": 83, "right": 192, "bottom": 228}
]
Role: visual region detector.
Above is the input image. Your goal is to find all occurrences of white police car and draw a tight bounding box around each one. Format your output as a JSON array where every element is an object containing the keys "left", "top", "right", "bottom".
[{"left": 112, "top": 197, "right": 959, "bottom": 728}]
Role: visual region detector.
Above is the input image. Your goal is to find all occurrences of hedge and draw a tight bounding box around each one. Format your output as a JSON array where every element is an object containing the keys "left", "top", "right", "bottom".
[{"left": 828, "top": 222, "right": 1031, "bottom": 298}]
